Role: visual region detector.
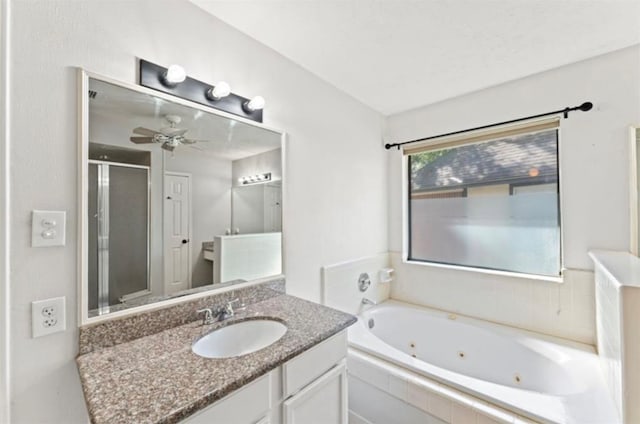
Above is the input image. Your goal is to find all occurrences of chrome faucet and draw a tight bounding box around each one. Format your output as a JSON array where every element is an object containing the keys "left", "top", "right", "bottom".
[
  {"left": 197, "top": 298, "right": 245, "bottom": 325},
  {"left": 362, "top": 298, "right": 377, "bottom": 306},
  {"left": 215, "top": 299, "right": 237, "bottom": 321}
]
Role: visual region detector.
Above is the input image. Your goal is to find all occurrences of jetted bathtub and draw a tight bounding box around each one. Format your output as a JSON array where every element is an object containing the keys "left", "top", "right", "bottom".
[{"left": 348, "top": 300, "right": 619, "bottom": 424}]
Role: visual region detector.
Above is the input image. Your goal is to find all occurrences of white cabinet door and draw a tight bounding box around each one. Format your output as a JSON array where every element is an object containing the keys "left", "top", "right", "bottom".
[
  {"left": 283, "top": 331, "right": 347, "bottom": 398},
  {"left": 180, "top": 373, "right": 271, "bottom": 423},
  {"left": 283, "top": 361, "right": 348, "bottom": 424}
]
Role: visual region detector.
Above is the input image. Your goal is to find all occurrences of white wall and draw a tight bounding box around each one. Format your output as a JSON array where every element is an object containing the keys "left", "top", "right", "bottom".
[
  {"left": 232, "top": 184, "right": 266, "bottom": 233},
  {"left": 0, "top": 0, "right": 10, "bottom": 420},
  {"left": 232, "top": 148, "right": 282, "bottom": 233},
  {"left": 7, "top": 1, "right": 386, "bottom": 422},
  {"left": 232, "top": 148, "right": 282, "bottom": 187},
  {"left": 385, "top": 46, "right": 640, "bottom": 344}
]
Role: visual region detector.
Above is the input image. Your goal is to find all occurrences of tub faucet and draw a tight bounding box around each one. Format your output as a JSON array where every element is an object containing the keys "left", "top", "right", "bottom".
[{"left": 362, "top": 298, "right": 377, "bottom": 306}]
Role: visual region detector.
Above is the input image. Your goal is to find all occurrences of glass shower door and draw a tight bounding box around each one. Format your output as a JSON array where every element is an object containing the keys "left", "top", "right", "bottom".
[{"left": 88, "top": 161, "right": 150, "bottom": 314}]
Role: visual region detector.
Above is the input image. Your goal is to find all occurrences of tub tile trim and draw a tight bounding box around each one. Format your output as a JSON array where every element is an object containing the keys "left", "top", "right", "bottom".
[{"left": 348, "top": 349, "right": 541, "bottom": 424}]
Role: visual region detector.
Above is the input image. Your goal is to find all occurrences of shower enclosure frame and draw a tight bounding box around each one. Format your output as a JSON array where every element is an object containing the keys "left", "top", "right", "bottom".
[{"left": 89, "top": 159, "right": 152, "bottom": 315}]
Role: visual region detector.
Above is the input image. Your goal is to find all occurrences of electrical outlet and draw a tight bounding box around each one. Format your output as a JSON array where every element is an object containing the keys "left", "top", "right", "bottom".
[{"left": 32, "top": 297, "right": 66, "bottom": 338}]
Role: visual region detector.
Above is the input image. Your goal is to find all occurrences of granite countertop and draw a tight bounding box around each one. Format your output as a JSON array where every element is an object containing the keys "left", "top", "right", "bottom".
[{"left": 77, "top": 294, "right": 356, "bottom": 424}]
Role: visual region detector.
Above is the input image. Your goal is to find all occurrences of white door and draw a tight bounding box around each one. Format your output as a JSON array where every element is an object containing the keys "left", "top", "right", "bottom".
[
  {"left": 164, "top": 173, "right": 191, "bottom": 294},
  {"left": 263, "top": 185, "right": 282, "bottom": 232},
  {"left": 283, "top": 362, "right": 348, "bottom": 424}
]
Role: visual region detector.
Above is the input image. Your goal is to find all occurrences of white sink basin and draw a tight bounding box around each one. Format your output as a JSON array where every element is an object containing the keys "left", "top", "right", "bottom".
[{"left": 192, "top": 319, "right": 287, "bottom": 359}]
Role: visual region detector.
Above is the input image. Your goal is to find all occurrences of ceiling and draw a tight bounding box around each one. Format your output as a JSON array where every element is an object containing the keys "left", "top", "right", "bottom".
[
  {"left": 89, "top": 78, "right": 281, "bottom": 160},
  {"left": 191, "top": 0, "right": 640, "bottom": 115}
]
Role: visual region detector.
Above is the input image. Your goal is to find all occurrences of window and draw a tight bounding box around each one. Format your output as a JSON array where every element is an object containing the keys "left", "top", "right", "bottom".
[{"left": 406, "top": 120, "right": 561, "bottom": 277}]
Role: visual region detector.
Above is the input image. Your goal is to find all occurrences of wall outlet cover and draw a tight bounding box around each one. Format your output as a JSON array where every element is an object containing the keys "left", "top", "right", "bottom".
[{"left": 32, "top": 296, "right": 66, "bottom": 338}]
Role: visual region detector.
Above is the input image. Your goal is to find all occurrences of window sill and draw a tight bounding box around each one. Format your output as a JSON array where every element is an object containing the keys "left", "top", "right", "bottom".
[{"left": 402, "top": 259, "right": 564, "bottom": 284}]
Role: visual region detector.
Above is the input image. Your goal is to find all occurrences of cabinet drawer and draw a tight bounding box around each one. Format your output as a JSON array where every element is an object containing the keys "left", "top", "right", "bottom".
[
  {"left": 181, "top": 371, "right": 272, "bottom": 423},
  {"left": 282, "top": 330, "right": 347, "bottom": 398}
]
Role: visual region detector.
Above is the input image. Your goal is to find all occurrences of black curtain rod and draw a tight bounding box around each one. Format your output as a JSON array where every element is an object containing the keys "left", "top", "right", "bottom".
[{"left": 384, "top": 101, "right": 593, "bottom": 150}]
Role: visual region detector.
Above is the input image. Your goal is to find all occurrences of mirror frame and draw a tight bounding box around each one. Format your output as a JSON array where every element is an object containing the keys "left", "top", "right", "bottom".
[
  {"left": 77, "top": 69, "right": 287, "bottom": 326},
  {"left": 630, "top": 125, "right": 640, "bottom": 256}
]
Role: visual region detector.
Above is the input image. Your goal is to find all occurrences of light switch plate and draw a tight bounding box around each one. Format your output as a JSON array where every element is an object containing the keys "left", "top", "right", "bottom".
[
  {"left": 31, "top": 210, "right": 66, "bottom": 247},
  {"left": 31, "top": 296, "right": 66, "bottom": 338}
]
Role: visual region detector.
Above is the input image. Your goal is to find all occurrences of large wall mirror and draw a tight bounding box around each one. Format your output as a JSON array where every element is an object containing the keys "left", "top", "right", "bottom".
[{"left": 79, "top": 71, "right": 285, "bottom": 324}]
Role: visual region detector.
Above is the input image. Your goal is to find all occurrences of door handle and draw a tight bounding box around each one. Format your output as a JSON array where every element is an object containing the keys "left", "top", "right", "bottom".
[{"left": 182, "top": 239, "right": 189, "bottom": 244}]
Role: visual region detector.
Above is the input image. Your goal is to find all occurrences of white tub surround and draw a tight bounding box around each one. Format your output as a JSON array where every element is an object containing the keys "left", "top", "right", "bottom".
[
  {"left": 349, "top": 301, "right": 618, "bottom": 424},
  {"left": 390, "top": 253, "right": 596, "bottom": 345},
  {"left": 321, "top": 253, "right": 391, "bottom": 315},
  {"left": 590, "top": 250, "right": 640, "bottom": 423}
]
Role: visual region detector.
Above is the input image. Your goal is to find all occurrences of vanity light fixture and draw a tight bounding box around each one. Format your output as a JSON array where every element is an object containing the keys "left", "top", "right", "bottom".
[
  {"left": 139, "top": 59, "right": 264, "bottom": 122},
  {"left": 206, "top": 81, "right": 231, "bottom": 101},
  {"left": 239, "top": 172, "right": 272, "bottom": 185},
  {"left": 161, "top": 64, "right": 187, "bottom": 87},
  {"left": 243, "top": 96, "right": 265, "bottom": 113}
]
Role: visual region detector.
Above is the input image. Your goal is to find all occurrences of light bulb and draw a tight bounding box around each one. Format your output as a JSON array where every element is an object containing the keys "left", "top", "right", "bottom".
[
  {"left": 163, "top": 64, "right": 186, "bottom": 86},
  {"left": 207, "top": 81, "right": 231, "bottom": 100},
  {"left": 243, "top": 95, "right": 265, "bottom": 112}
]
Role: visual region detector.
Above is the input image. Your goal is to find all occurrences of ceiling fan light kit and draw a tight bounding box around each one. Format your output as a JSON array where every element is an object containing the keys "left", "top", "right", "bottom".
[
  {"left": 129, "top": 115, "right": 211, "bottom": 152},
  {"left": 139, "top": 59, "right": 264, "bottom": 122}
]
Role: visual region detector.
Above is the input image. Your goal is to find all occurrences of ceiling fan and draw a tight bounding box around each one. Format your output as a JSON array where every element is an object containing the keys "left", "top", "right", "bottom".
[{"left": 129, "top": 115, "right": 210, "bottom": 152}]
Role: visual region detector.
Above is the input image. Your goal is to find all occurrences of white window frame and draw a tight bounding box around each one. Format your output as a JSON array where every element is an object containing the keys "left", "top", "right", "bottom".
[{"left": 400, "top": 119, "right": 565, "bottom": 283}]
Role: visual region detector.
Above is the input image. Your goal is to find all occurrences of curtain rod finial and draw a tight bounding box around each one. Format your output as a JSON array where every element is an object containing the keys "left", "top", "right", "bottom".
[
  {"left": 579, "top": 102, "right": 593, "bottom": 112},
  {"left": 384, "top": 143, "right": 392, "bottom": 150}
]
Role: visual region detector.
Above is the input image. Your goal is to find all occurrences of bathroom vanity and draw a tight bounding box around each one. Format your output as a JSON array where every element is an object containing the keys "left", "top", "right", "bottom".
[{"left": 76, "top": 280, "right": 356, "bottom": 424}]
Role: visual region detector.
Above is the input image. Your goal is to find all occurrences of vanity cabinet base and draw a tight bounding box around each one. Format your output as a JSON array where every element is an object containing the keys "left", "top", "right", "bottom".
[{"left": 180, "top": 330, "right": 348, "bottom": 424}]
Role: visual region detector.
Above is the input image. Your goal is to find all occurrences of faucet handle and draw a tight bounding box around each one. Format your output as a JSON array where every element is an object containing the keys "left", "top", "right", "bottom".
[
  {"left": 228, "top": 298, "right": 246, "bottom": 311},
  {"left": 197, "top": 308, "right": 213, "bottom": 325}
]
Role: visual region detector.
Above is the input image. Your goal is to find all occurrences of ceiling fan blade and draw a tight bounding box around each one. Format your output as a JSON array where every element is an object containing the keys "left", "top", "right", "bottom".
[
  {"left": 186, "top": 144, "right": 204, "bottom": 151},
  {"left": 182, "top": 139, "right": 212, "bottom": 145},
  {"left": 132, "top": 127, "right": 158, "bottom": 136},
  {"left": 130, "top": 136, "right": 154, "bottom": 144}
]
